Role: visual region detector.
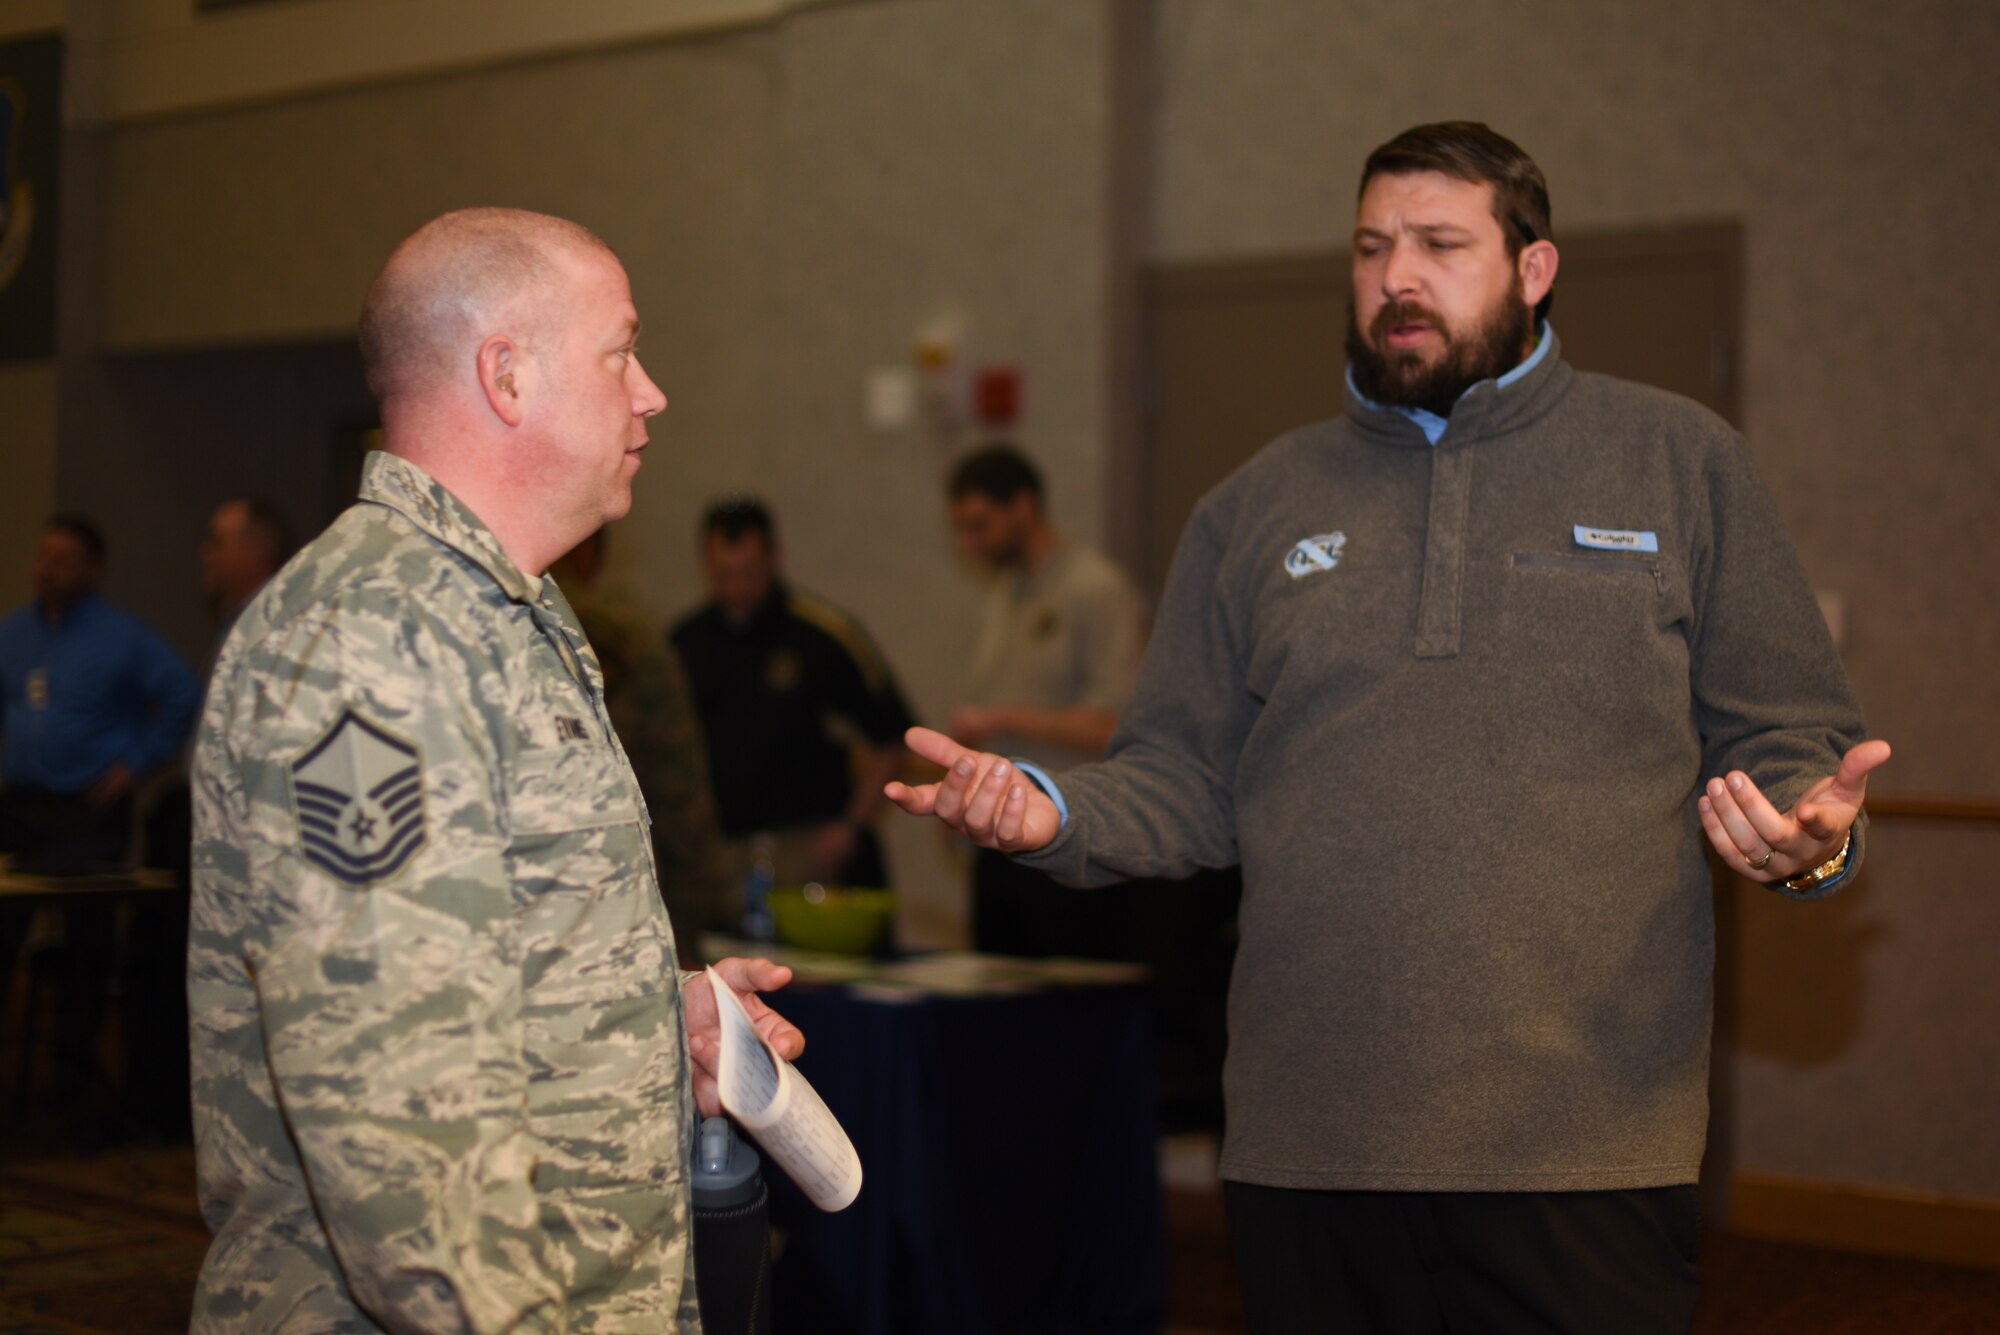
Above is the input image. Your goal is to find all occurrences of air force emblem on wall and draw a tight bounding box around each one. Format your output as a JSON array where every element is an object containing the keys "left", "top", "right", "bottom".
[
  {"left": 0, "top": 80, "right": 38, "bottom": 293},
  {"left": 1284, "top": 532, "right": 1347, "bottom": 580},
  {"left": 290, "top": 709, "right": 427, "bottom": 886}
]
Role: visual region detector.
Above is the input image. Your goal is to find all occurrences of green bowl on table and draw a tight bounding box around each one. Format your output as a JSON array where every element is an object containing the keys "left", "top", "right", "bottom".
[{"left": 769, "top": 884, "right": 895, "bottom": 955}]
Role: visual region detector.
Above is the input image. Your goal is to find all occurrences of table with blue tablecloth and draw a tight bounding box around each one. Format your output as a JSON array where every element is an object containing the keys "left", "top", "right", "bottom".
[{"left": 706, "top": 946, "right": 1167, "bottom": 1335}]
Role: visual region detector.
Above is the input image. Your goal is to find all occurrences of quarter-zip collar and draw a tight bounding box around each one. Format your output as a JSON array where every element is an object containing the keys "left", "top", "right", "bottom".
[
  {"left": 1343, "top": 324, "right": 1574, "bottom": 451},
  {"left": 1338, "top": 329, "right": 1577, "bottom": 660}
]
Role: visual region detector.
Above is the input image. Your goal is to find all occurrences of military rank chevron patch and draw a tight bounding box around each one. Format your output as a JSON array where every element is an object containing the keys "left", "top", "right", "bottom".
[{"left": 289, "top": 709, "right": 428, "bottom": 886}]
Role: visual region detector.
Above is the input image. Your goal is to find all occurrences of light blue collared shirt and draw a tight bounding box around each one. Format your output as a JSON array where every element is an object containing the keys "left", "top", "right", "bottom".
[
  {"left": 1344, "top": 320, "right": 1555, "bottom": 445},
  {"left": 1009, "top": 758, "right": 1069, "bottom": 826}
]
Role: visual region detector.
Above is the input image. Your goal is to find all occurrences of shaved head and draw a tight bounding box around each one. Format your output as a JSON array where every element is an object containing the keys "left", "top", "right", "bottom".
[
  {"left": 353, "top": 207, "right": 665, "bottom": 578},
  {"left": 358, "top": 207, "right": 615, "bottom": 403}
]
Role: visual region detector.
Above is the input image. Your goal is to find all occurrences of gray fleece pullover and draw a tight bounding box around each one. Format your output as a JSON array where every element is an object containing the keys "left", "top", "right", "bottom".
[{"left": 1020, "top": 333, "right": 1867, "bottom": 1192}]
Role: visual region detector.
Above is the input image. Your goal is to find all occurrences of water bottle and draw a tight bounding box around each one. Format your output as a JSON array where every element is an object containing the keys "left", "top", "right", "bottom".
[
  {"left": 691, "top": 1116, "right": 772, "bottom": 1335},
  {"left": 741, "top": 833, "right": 776, "bottom": 942}
]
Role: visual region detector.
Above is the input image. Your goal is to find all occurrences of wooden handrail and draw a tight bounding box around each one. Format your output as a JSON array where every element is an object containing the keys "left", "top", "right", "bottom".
[{"left": 1865, "top": 793, "right": 2000, "bottom": 824}]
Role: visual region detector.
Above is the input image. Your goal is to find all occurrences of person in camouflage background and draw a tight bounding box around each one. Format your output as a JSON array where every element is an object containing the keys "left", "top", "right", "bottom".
[
  {"left": 550, "top": 528, "right": 735, "bottom": 961},
  {"left": 188, "top": 207, "right": 803, "bottom": 1332}
]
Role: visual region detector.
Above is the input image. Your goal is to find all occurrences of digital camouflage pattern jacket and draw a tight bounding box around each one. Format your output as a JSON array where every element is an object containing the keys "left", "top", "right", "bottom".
[{"left": 189, "top": 451, "right": 700, "bottom": 1332}]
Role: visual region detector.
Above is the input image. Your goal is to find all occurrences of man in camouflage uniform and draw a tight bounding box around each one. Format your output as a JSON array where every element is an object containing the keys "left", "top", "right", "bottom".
[{"left": 189, "top": 207, "right": 802, "bottom": 1331}]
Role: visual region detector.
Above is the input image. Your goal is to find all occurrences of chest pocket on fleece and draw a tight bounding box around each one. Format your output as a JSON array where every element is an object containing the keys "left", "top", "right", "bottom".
[{"left": 1504, "top": 549, "right": 1693, "bottom": 675}]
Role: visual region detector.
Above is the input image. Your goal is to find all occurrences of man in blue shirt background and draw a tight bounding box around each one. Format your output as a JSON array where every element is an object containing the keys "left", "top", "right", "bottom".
[
  {"left": 0, "top": 515, "right": 199, "bottom": 830},
  {"left": 0, "top": 514, "right": 199, "bottom": 1111}
]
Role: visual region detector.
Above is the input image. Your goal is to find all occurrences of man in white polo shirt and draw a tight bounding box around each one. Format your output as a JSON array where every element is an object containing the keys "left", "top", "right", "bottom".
[{"left": 945, "top": 444, "right": 1147, "bottom": 957}]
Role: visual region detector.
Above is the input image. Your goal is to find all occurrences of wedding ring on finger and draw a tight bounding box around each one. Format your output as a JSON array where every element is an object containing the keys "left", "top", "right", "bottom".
[{"left": 1748, "top": 849, "right": 1773, "bottom": 871}]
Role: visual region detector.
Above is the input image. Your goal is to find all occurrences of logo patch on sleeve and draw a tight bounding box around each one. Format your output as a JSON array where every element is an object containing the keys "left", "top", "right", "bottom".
[{"left": 290, "top": 709, "right": 428, "bottom": 886}]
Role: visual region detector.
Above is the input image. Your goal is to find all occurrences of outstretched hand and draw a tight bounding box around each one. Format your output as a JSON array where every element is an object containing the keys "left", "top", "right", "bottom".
[
  {"left": 1698, "top": 739, "right": 1891, "bottom": 882},
  {"left": 683, "top": 957, "right": 804, "bottom": 1117},
  {"left": 883, "top": 726, "right": 1064, "bottom": 854}
]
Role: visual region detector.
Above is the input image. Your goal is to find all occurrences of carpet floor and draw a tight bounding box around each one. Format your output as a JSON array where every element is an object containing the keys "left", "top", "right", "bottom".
[{"left": 2, "top": 1145, "right": 1997, "bottom": 1333}]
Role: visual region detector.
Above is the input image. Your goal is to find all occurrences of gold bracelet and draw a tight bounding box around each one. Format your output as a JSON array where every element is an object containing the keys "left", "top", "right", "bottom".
[{"left": 1781, "top": 828, "right": 1852, "bottom": 892}]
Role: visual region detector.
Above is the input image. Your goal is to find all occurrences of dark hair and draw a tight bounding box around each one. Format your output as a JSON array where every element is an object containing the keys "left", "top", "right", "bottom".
[
  {"left": 948, "top": 444, "right": 1044, "bottom": 506},
  {"left": 702, "top": 494, "right": 775, "bottom": 546},
  {"left": 230, "top": 497, "right": 298, "bottom": 569},
  {"left": 1360, "top": 121, "right": 1555, "bottom": 322},
  {"left": 45, "top": 514, "right": 106, "bottom": 564}
]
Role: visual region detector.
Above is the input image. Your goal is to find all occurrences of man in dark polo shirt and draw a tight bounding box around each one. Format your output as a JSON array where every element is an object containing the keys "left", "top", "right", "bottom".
[{"left": 671, "top": 496, "right": 914, "bottom": 889}]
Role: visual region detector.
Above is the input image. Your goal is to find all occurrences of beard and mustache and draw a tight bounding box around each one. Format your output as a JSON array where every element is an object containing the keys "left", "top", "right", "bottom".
[{"left": 1346, "top": 275, "right": 1536, "bottom": 418}]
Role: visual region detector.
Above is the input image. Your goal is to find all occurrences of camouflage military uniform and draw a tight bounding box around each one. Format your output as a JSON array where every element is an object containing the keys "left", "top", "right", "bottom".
[
  {"left": 188, "top": 452, "right": 701, "bottom": 1332},
  {"left": 559, "top": 583, "right": 734, "bottom": 956}
]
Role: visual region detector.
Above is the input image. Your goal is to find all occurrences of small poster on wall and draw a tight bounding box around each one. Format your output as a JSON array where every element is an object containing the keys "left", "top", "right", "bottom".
[{"left": 0, "top": 32, "right": 60, "bottom": 364}]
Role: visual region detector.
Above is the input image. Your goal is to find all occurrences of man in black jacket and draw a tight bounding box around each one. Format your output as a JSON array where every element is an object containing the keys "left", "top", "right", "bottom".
[{"left": 674, "top": 496, "right": 914, "bottom": 889}]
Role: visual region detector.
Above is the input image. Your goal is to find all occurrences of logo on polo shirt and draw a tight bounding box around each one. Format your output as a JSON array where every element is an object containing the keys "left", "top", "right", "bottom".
[
  {"left": 1284, "top": 532, "right": 1347, "bottom": 580},
  {"left": 765, "top": 648, "right": 803, "bottom": 693},
  {"left": 290, "top": 709, "right": 427, "bottom": 886}
]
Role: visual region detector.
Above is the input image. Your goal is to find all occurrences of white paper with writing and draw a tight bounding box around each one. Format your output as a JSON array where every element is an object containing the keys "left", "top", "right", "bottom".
[{"left": 706, "top": 965, "right": 863, "bottom": 1212}]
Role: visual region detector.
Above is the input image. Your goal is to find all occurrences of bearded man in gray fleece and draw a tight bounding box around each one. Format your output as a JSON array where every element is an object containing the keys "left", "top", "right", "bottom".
[{"left": 887, "top": 121, "right": 1891, "bottom": 1335}]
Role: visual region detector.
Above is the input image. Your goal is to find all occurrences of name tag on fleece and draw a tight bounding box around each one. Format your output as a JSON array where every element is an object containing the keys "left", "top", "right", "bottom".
[{"left": 1573, "top": 524, "right": 1658, "bottom": 553}]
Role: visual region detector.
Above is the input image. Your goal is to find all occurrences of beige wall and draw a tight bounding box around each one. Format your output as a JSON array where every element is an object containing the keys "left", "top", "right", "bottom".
[
  {"left": 1732, "top": 825, "right": 1999, "bottom": 1198},
  {"left": 1150, "top": 0, "right": 2000, "bottom": 1200},
  {"left": 76, "top": 0, "right": 821, "bottom": 123},
  {"left": 0, "top": 1, "right": 64, "bottom": 42},
  {"left": 93, "top": 0, "right": 1114, "bottom": 626}
]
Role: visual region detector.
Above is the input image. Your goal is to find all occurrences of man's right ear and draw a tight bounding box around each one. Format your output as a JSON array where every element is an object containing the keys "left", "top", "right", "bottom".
[{"left": 479, "top": 337, "right": 525, "bottom": 427}]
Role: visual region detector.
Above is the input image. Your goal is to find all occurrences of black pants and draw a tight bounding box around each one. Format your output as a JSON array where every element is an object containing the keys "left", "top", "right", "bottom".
[
  {"left": 973, "top": 855, "right": 1239, "bottom": 1132},
  {"left": 971, "top": 847, "right": 1137, "bottom": 960},
  {"left": 0, "top": 785, "right": 132, "bottom": 874},
  {"left": 833, "top": 826, "right": 888, "bottom": 890},
  {"left": 1223, "top": 1181, "right": 1701, "bottom": 1335},
  {"left": 0, "top": 787, "right": 133, "bottom": 1107},
  {"left": 122, "top": 784, "right": 193, "bottom": 1138}
]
